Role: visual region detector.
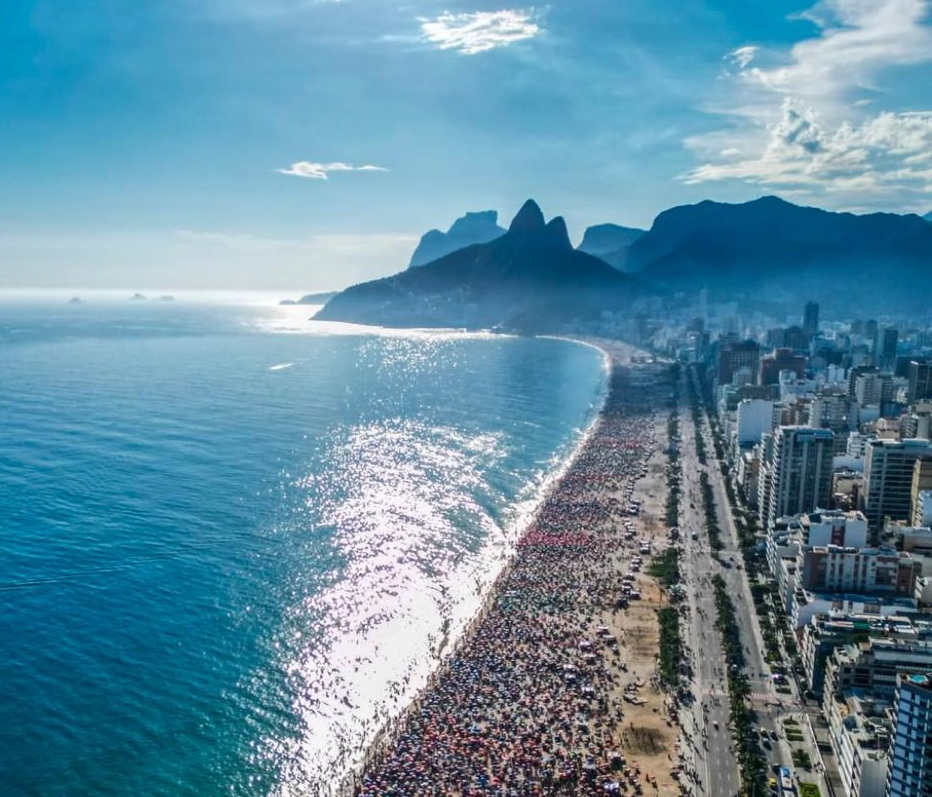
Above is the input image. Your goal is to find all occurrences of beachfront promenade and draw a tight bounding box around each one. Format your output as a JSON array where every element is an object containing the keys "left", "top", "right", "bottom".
[{"left": 350, "top": 342, "right": 696, "bottom": 796}]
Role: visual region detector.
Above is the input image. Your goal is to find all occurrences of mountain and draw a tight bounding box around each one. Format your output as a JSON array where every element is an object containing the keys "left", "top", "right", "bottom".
[
  {"left": 408, "top": 210, "right": 505, "bottom": 268},
  {"left": 628, "top": 196, "right": 932, "bottom": 312},
  {"left": 280, "top": 291, "right": 339, "bottom": 305},
  {"left": 577, "top": 223, "right": 645, "bottom": 270},
  {"left": 315, "top": 200, "right": 633, "bottom": 332}
]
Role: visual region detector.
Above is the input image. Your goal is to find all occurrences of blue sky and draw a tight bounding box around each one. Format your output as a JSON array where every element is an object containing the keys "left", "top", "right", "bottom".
[{"left": 2, "top": 0, "right": 931, "bottom": 290}]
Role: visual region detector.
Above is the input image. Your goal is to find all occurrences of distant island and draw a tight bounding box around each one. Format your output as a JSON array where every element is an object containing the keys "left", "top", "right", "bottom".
[
  {"left": 157, "top": 295, "right": 175, "bottom": 302},
  {"left": 129, "top": 293, "right": 147, "bottom": 301},
  {"left": 67, "top": 296, "right": 84, "bottom": 305},
  {"left": 280, "top": 291, "right": 339, "bottom": 306}
]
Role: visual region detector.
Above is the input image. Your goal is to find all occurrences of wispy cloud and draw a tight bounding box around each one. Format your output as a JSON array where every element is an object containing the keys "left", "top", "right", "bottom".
[
  {"left": 727, "top": 45, "right": 758, "bottom": 71},
  {"left": 277, "top": 161, "right": 388, "bottom": 179},
  {"left": 739, "top": 0, "right": 932, "bottom": 110},
  {"left": 419, "top": 9, "right": 541, "bottom": 55},
  {"left": 684, "top": 0, "right": 932, "bottom": 210}
]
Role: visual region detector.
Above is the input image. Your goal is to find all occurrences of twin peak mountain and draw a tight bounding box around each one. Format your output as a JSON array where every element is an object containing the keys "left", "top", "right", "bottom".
[
  {"left": 314, "top": 197, "right": 932, "bottom": 331},
  {"left": 315, "top": 200, "right": 633, "bottom": 332}
]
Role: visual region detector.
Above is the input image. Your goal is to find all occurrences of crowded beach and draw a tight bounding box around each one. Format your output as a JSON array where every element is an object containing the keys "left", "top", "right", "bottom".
[{"left": 348, "top": 342, "right": 694, "bottom": 796}]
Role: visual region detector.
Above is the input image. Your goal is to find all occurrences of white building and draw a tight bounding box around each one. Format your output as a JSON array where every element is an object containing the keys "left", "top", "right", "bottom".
[
  {"left": 766, "top": 426, "right": 835, "bottom": 531},
  {"left": 791, "top": 592, "right": 917, "bottom": 631},
  {"left": 805, "top": 509, "right": 869, "bottom": 548},
  {"left": 735, "top": 398, "right": 776, "bottom": 446},
  {"left": 797, "top": 546, "right": 920, "bottom": 597},
  {"left": 825, "top": 691, "right": 890, "bottom": 797},
  {"left": 848, "top": 433, "right": 873, "bottom": 460},
  {"left": 916, "top": 491, "right": 932, "bottom": 528}
]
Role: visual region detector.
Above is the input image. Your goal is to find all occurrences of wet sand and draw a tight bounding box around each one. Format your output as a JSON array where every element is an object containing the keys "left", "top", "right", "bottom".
[{"left": 345, "top": 340, "right": 688, "bottom": 796}]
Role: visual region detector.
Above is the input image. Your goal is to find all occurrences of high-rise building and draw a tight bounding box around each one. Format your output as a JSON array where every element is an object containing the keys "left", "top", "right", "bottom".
[
  {"left": 862, "top": 439, "right": 932, "bottom": 534},
  {"left": 735, "top": 398, "right": 776, "bottom": 446},
  {"left": 887, "top": 672, "right": 932, "bottom": 797},
  {"left": 880, "top": 327, "right": 899, "bottom": 368},
  {"left": 849, "top": 366, "right": 881, "bottom": 398},
  {"left": 766, "top": 328, "right": 786, "bottom": 348},
  {"left": 766, "top": 426, "right": 834, "bottom": 530},
  {"left": 759, "top": 348, "right": 807, "bottom": 385},
  {"left": 909, "top": 360, "right": 932, "bottom": 404},
  {"left": 855, "top": 372, "right": 894, "bottom": 408},
  {"left": 810, "top": 389, "right": 854, "bottom": 452},
  {"left": 912, "top": 458, "right": 932, "bottom": 527},
  {"left": 903, "top": 402, "right": 932, "bottom": 441},
  {"left": 804, "top": 301, "right": 820, "bottom": 339},
  {"left": 784, "top": 325, "right": 810, "bottom": 353},
  {"left": 716, "top": 339, "right": 760, "bottom": 387}
]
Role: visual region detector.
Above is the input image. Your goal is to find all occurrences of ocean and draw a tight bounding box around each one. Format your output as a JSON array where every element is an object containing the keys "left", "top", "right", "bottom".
[{"left": 0, "top": 295, "right": 606, "bottom": 797}]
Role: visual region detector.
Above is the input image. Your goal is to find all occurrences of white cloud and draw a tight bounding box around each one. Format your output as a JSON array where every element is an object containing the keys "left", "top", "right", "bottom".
[
  {"left": 684, "top": 99, "right": 932, "bottom": 197},
  {"left": 419, "top": 9, "right": 540, "bottom": 55},
  {"left": 749, "top": 0, "right": 932, "bottom": 109},
  {"left": 727, "top": 45, "right": 758, "bottom": 71},
  {"left": 684, "top": 0, "right": 932, "bottom": 210},
  {"left": 277, "top": 161, "right": 388, "bottom": 179}
]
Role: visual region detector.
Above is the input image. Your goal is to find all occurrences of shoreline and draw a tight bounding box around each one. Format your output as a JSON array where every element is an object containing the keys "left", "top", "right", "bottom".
[
  {"left": 341, "top": 339, "right": 686, "bottom": 796},
  {"left": 334, "top": 335, "right": 613, "bottom": 795}
]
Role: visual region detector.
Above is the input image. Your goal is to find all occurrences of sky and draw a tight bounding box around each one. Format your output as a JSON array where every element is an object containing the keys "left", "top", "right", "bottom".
[{"left": 1, "top": 0, "right": 931, "bottom": 291}]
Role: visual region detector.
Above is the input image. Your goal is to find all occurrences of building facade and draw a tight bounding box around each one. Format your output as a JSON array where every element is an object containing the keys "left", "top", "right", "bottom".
[
  {"left": 862, "top": 440, "right": 932, "bottom": 535},
  {"left": 909, "top": 360, "right": 932, "bottom": 404},
  {"left": 912, "top": 459, "right": 932, "bottom": 527},
  {"left": 766, "top": 426, "right": 835, "bottom": 530},
  {"left": 798, "top": 546, "right": 920, "bottom": 596},
  {"left": 887, "top": 672, "right": 932, "bottom": 797}
]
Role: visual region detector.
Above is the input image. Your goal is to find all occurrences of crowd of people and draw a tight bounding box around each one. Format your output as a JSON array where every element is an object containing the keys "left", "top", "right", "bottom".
[{"left": 350, "top": 354, "right": 684, "bottom": 796}]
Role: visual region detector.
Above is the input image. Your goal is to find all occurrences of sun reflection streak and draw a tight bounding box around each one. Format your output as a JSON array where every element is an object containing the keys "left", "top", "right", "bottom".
[{"left": 255, "top": 420, "right": 526, "bottom": 796}]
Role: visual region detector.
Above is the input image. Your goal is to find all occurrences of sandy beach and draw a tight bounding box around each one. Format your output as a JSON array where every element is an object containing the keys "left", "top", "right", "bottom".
[{"left": 346, "top": 340, "right": 688, "bottom": 796}]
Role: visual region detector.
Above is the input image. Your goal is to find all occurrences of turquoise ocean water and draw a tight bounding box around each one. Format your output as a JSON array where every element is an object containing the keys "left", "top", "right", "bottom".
[{"left": 0, "top": 296, "right": 606, "bottom": 796}]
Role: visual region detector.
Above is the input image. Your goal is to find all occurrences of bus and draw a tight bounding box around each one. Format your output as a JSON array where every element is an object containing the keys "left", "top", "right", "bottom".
[{"left": 777, "top": 766, "right": 796, "bottom": 796}]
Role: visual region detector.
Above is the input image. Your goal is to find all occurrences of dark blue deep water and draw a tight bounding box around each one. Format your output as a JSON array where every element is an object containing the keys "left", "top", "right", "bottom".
[{"left": 0, "top": 297, "right": 605, "bottom": 796}]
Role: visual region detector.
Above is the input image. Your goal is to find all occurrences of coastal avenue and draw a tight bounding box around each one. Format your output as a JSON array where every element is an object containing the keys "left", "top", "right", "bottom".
[
  {"left": 675, "top": 370, "right": 744, "bottom": 797},
  {"left": 678, "top": 366, "right": 789, "bottom": 796},
  {"left": 679, "top": 367, "right": 835, "bottom": 797}
]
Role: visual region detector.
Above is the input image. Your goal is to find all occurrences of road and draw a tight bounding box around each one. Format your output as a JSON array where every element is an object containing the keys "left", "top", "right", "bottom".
[
  {"left": 675, "top": 369, "right": 744, "bottom": 797},
  {"left": 679, "top": 366, "right": 835, "bottom": 797}
]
